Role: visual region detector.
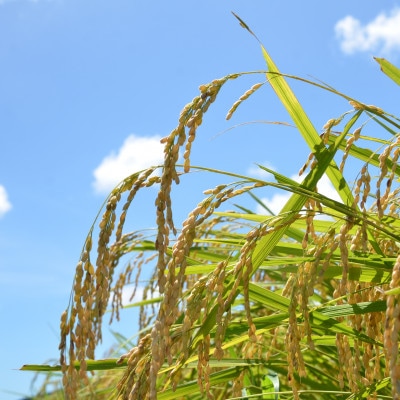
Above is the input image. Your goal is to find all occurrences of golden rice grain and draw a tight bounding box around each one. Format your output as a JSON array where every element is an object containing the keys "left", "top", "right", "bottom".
[{"left": 226, "top": 82, "right": 264, "bottom": 120}]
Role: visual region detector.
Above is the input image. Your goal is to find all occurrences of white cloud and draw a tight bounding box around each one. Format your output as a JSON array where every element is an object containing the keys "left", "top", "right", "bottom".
[
  {"left": 316, "top": 174, "right": 342, "bottom": 203},
  {"left": 247, "top": 161, "right": 275, "bottom": 180},
  {"left": 256, "top": 174, "right": 341, "bottom": 215},
  {"left": 93, "top": 134, "right": 164, "bottom": 195},
  {"left": 0, "top": 185, "right": 12, "bottom": 217},
  {"left": 260, "top": 192, "right": 292, "bottom": 215},
  {"left": 115, "top": 285, "right": 160, "bottom": 307},
  {"left": 335, "top": 8, "right": 400, "bottom": 55}
]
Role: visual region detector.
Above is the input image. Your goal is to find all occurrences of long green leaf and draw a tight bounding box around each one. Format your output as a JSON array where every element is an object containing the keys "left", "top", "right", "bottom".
[
  {"left": 157, "top": 367, "right": 243, "bottom": 400},
  {"left": 21, "top": 358, "right": 127, "bottom": 372}
]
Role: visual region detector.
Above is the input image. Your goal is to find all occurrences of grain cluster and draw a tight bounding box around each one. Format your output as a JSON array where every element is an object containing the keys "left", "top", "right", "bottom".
[{"left": 57, "top": 74, "right": 400, "bottom": 400}]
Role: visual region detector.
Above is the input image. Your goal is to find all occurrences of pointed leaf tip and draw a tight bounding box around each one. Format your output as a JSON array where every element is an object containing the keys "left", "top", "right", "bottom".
[
  {"left": 231, "top": 12, "right": 256, "bottom": 38},
  {"left": 374, "top": 57, "right": 400, "bottom": 86}
]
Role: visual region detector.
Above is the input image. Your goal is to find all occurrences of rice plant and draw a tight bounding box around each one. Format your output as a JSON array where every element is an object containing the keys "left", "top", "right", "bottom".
[{"left": 23, "top": 14, "right": 400, "bottom": 400}]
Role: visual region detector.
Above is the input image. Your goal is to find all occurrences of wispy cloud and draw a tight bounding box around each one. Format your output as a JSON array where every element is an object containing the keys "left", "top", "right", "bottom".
[
  {"left": 335, "top": 8, "right": 400, "bottom": 55},
  {"left": 93, "top": 134, "right": 164, "bottom": 195},
  {"left": 0, "top": 185, "right": 12, "bottom": 217},
  {"left": 256, "top": 174, "right": 341, "bottom": 216}
]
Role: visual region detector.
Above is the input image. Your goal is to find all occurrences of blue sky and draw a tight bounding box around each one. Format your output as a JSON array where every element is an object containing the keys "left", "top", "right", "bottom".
[{"left": 1, "top": 1, "right": 400, "bottom": 398}]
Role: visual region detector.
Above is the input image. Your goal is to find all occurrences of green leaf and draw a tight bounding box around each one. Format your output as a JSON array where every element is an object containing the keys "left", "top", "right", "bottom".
[
  {"left": 262, "top": 371, "right": 280, "bottom": 400},
  {"left": 375, "top": 57, "right": 400, "bottom": 86},
  {"left": 318, "top": 300, "right": 386, "bottom": 318},
  {"left": 345, "top": 377, "right": 391, "bottom": 399},
  {"left": 157, "top": 367, "right": 243, "bottom": 400},
  {"left": 20, "top": 358, "right": 127, "bottom": 372}
]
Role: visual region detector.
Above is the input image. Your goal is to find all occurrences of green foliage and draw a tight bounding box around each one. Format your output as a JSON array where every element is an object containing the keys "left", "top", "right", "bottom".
[{"left": 23, "top": 15, "right": 400, "bottom": 400}]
